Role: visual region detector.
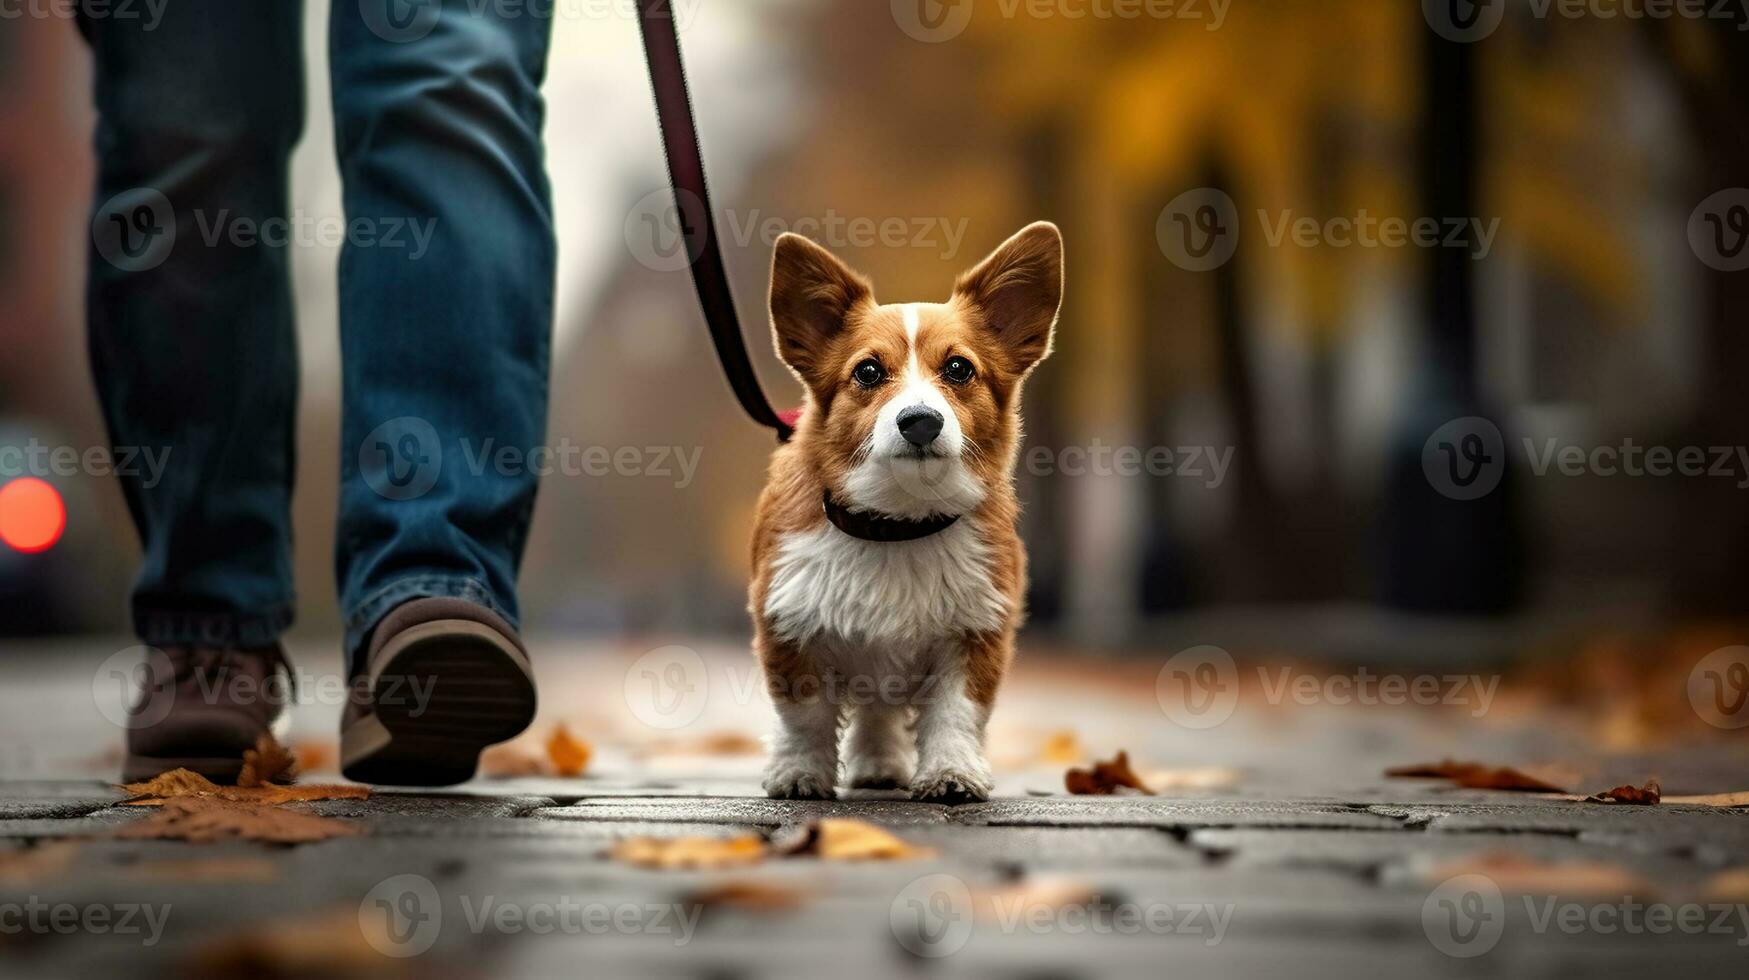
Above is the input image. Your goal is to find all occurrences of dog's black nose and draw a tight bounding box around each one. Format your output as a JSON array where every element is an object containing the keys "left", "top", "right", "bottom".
[{"left": 896, "top": 407, "right": 944, "bottom": 447}]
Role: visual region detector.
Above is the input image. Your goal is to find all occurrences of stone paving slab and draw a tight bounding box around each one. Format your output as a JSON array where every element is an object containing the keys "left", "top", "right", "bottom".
[
  {"left": 531, "top": 797, "right": 954, "bottom": 826},
  {"left": 1191, "top": 827, "right": 1713, "bottom": 882},
  {"left": 954, "top": 797, "right": 1412, "bottom": 829}
]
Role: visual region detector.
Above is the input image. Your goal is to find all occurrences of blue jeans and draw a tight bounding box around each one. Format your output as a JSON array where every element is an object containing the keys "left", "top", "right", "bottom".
[{"left": 80, "top": 0, "right": 555, "bottom": 666}]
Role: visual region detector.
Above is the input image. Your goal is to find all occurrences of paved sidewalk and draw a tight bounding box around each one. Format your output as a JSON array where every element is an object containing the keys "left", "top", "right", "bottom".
[{"left": 1, "top": 638, "right": 1746, "bottom": 978}]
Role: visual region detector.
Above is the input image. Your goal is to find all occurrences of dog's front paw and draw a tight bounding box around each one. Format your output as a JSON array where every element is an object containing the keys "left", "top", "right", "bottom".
[
  {"left": 910, "top": 767, "right": 991, "bottom": 805},
  {"left": 763, "top": 763, "right": 838, "bottom": 801}
]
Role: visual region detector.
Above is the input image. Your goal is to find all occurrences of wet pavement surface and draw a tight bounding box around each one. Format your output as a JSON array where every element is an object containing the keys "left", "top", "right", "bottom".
[{"left": 1, "top": 636, "right": 1746, "bottom": 979}]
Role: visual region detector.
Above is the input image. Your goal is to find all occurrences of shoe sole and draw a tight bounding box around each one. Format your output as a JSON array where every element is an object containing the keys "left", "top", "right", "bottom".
[{"left": 340, "top": 619, "right": 537, "bottom": 786}]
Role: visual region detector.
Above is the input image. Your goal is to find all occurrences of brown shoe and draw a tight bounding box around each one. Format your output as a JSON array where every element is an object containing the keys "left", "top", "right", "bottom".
[
  {"left": 122, "top": 645, "right": 293, "bottom": 784},
  {"left": 340, "top": 597, "right": 536, "bottom": 786}
]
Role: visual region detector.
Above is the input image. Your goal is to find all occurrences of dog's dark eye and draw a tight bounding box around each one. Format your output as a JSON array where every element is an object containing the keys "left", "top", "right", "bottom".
[
  {"left": 943, "top": 356, "right": 975, "bottom": 384},
  {"left": 852, "top": 359, "right": 886, "bottom": 388}
]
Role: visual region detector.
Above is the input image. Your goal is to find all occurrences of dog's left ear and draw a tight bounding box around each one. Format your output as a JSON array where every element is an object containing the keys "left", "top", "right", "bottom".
[{"left": 952, "top": 221, "right": 1063, "bottom": 373}]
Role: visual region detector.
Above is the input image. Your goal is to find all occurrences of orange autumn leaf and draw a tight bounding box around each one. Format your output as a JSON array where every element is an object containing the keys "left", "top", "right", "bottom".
[
  {"left": 611, "top": 835, "right": 768, "bottom": 870},
  {"left": 116, "top": 798, "right": 362, "bottom": 844},
  {"left": 1663, "top": 791, "right": 1749, "bottom": 807},
  {"left": 1705, "top": 868, "right": 1749, "bottom": 901},
  {"left": 194, "top": 907, "right": 396, "bottom": 976},
  {"left": 1583, "top": 779, "right": 1661, "bottom": 805},
  {"left": 291, "top": 741, "right": 335, "bottom": 774},
  {"left": 1385, "top": 759, "right": 1568, "bottom": 794},
  {"left": 237, "top": 734, "right": 297, "bottom": 788},
  {"left": 972, "top": 877, "right": 1097, "bottom": 922},
  {"left": 1424, "top": 852, "right": 1655, "bottom": 898},
  {"left": 0, "top": 842, "right": 81, "bottom": 884},
  {"left": 479, "top": 743, "right": 546, "bottom": 778},
  {"left": 778, "top": 818, "right": 936, "bottom": 861},
  {"left": 1039, "top": 731, "right": 1084, "bottom": 765},
  {"left": 120, "top": 768, "right": 368, "bottom": 806},
  {"left": 684, "top": 880, "right": 811, "bottom": 913},
  {"left": 545, "top": 725, "right": 591, "bottom": 777},
  {"left": 1065, "top": 751, "right": 1154, "bottom": 795}
]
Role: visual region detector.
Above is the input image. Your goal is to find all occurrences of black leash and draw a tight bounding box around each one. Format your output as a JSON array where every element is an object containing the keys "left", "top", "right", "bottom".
[{"left": 637, "top": 0, "right": 796, "bottom": 443}]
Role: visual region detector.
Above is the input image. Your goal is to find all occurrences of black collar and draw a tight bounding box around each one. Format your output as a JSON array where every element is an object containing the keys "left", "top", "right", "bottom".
[{"left": 822, "top": 492, "right": 959, "bottom": 543}]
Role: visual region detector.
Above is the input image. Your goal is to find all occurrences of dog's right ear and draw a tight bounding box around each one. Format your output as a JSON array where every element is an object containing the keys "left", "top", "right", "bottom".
[{"left": 769, "top": 233, "right": 873, "bottom": 380}]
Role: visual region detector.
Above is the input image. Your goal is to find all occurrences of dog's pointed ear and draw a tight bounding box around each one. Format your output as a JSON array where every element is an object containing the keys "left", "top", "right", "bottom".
[
  {"left": 952, "top": 221, "right": 1063, "bottom": 373},
  {"left": 769, "top": 233, "right": 873, "bottom": 380}
]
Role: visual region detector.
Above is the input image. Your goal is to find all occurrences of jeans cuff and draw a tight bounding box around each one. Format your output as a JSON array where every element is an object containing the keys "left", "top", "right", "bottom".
[
  {"left": 343, "top": 575, "right": 516, "bottom": 673},
  {"left": 134, "top": 603, "right": 295, "bottom": 650}
]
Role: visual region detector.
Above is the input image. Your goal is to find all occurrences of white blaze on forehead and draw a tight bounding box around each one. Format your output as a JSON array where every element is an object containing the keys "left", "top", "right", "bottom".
[{"left": 902, "top": 303, "right": 923, "bottom": 380}]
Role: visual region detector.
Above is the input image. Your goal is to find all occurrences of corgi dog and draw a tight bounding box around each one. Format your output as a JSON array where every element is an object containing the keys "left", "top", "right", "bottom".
[{"left": 749, "top": 222, "right": 1063, "bottom": 803}]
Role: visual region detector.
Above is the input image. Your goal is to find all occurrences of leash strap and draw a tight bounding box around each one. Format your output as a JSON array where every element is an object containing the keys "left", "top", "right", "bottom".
[{"left": 636, "top": 0, "right": 796, "bottom": 443}]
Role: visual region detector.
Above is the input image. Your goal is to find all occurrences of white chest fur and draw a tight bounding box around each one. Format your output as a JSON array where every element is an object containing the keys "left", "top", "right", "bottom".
[{"left": 762, "top": 519, "right": 1009, "bottom": 653}]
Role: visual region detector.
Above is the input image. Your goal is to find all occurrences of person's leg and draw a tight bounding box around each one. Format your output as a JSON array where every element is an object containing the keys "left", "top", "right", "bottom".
[
  {"left": 82, "top": 0, "right": 305, "bottom": 649},
  {"left": 329, "top": 0, "right": 554, "bottom": 781},
  {"left": 80, "top": 1, "right": 305, "bottom": 782}
]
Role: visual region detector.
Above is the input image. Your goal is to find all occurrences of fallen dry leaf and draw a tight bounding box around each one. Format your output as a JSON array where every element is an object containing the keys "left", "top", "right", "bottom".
[
  {"left": 124, "top": 857, "right": 279, "bottom": 882},
  {"left": 545, "top": 724, "right": 591, "bottom": 777},
  {"left": 1662, "top": 791, "right": 1749, "bottom": 807},
  {"left": 1141, "top": 767, "right": 1243, "bottom": 791},
  {"left": 120, "top": 768, "right": 368, "bottom": 805},
  {"left": 1066, "top": 751, "right": 1154, "bottom": 795},
  {"left": 0, "top": 842, "right": 81, "bottom": 883},
  {"left": 1705, "top": 868, "right": 1749, "bottom": 901},
  {"left": 479, "top": 743, "right": 546, "bottom": 778},
  {"left": 972, "top": 877, "right": 1097, "bottom": 922},
  {"left": 291, "top": 741, "right": 335, "bottom": 774},
  {"left": 684, "top": 880, "right": 811, "bottom": 913},
  {"left": 193, "top": 907, "right": 398, "bottom": 978},
  {"left": 1386, "top": 759, "right": 1568, "bottom": 793},
  {"left": 639, "top": 732, "right": 765, "bottom": 758},
  {"left": 1583, "top": 779, "right": 1661, "bottom": 805},
  {"left": 776, "top": 818, "right": 935, "bottom": 861},
  {"left": 116, "top": 798, "right": 362, "bottom": 845},
  {"left": 237, "top": 734, "right": 297, "bottom": 787},
  {"left": 1040, "top": 731, "right": 1084, "bottom": 765},
  {"left": 1424, "top": 852, "right": 1655, "bottom": 897},
  {"left": 610, "top": 834, "right": 768, "bottom": 870}
]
